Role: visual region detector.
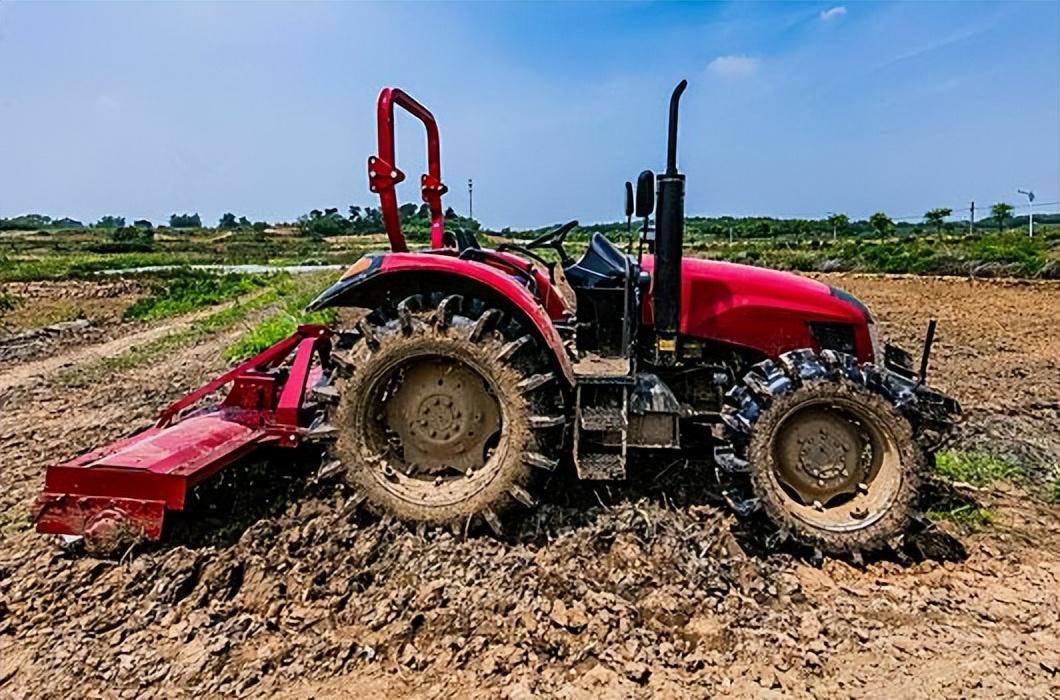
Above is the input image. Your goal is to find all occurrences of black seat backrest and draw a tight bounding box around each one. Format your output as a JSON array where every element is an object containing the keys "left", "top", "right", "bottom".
[{"left": 565, "top": 232, "right": 627, "bottom": 289}]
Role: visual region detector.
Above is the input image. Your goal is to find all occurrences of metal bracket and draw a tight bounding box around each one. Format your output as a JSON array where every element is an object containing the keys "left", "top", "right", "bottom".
[{"left": 368, "top": 155, "right": 406, "bottom": 194}]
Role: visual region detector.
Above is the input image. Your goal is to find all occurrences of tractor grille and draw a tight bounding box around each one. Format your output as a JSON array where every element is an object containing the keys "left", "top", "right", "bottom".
[{"left": 809, "top": 322, "right": 857, "bottom": 355}]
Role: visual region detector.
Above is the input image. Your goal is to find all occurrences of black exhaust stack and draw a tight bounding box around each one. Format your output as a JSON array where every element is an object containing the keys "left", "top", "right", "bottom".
[{"left": 653, "top": 80, "right": 687, "bottom": 363}]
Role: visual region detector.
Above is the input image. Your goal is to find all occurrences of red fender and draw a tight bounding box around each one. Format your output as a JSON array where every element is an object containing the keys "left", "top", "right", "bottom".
[{"left": 309, "top": 252, "right": 575, "bottom": 385}]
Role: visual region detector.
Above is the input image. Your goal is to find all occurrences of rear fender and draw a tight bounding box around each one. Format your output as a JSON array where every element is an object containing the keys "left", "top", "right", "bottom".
[{"left": 308, "top": 253, "right": 575, "bottom": 384}]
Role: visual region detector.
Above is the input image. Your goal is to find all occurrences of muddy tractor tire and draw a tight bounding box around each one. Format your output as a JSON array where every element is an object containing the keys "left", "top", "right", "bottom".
[
  {"left": 320, "top": 293, "right": 566, "bottom": 534},
  {"left": 718, "top": 349, "right": 926, "bottom": 555}
]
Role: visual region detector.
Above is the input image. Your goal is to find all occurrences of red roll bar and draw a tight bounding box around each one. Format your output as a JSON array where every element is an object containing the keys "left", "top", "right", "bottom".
[{"left": 368, "top": 88, "right": 449, "bottom": 252}]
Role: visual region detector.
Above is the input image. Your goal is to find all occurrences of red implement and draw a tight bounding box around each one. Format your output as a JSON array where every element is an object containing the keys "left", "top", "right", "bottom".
[{"left": 34, "top": 325, "right": 333, "bottom": 549}]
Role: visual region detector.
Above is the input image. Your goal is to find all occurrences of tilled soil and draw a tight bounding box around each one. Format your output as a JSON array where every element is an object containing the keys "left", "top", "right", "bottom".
[
  {"left": 0, "top": 274, "right": 1058, "bottom": 699},
  {"left": 0, "top": 279, "right": 145, "bottom": 368}
]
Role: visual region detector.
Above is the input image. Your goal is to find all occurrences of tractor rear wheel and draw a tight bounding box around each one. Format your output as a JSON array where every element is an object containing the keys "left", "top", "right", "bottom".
[
  {"left": 719, "top": 349, "right": 924, "bottom": 555},
  {"left": 322, "top": 294, "right": 565, "bottom": 533}
]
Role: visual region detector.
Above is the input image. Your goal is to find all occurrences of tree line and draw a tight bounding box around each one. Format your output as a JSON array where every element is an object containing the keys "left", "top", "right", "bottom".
[{"left": 0, "top": 201, "right": 1046, "bottom": 239}]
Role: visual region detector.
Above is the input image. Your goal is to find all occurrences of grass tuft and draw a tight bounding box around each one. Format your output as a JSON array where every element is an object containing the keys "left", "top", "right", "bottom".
[
  {"left": 928, "top": 504, "right": 996, "bottom": 531},
  {"left": 933, "top": 450, "right": 1024, "bottom": 487},
  {"left": 0, "top": 290, "right": 19, "bottom": 315},
  {"left": 1048, "top": 470, "right": 1060, "bottom": 504}
]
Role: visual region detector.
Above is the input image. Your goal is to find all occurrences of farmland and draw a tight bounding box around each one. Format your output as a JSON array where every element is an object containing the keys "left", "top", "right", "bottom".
[{"left": 0, "top": 224, "right": 1057, "bottom": 697}]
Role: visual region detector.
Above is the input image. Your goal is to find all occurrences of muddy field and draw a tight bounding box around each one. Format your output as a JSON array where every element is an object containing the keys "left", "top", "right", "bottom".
[{"left": 0, "top": 273, "right": 1058, "bottom": 699}]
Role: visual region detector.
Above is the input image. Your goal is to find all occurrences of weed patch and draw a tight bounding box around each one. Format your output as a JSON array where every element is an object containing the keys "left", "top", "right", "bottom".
[
  {"left": 223, "top": 286, "right": 336, "bottom": 362},
  {"left": 933, "top": 450, "right": 1025, "bottom": 486},
  {"left": 0, "top": 290, "right": 20, "bottom": 316},
  {"left": 928, "top": 504, "right": 996, "bottom": 531},
  {"left": 123, "top": 270, "right": 271, "bottom": 321}
]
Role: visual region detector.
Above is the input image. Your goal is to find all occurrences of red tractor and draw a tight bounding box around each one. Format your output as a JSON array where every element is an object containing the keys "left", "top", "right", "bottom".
[{"left": 35, "top": 82, "right": 958, "bottom": 557}]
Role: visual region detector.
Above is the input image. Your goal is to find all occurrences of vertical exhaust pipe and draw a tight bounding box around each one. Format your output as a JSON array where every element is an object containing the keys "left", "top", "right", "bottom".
[{"left": 654, "top": 80, "right": 687, "bottom": 362}]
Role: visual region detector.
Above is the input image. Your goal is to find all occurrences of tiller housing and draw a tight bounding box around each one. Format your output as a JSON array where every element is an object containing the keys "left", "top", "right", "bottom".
[{"left": 35, "top": 326, "right": 332, "bottom": 549}]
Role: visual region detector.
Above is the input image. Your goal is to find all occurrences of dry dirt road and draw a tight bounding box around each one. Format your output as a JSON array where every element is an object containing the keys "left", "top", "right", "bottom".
[{"left": 0, "top": 274, "right": 1058, "bottom": 699}]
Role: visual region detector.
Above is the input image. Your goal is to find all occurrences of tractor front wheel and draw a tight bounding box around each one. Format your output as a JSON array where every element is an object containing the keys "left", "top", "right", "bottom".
[
  {"left": 720, "top": 349, "right": 924, "bottom": 555},
  {"left": 323, "top": 294, "right": 565, "bottom": 534}
]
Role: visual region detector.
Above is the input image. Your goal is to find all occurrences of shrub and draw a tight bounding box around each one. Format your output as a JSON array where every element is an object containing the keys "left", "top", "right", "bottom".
[{"left": 966, "top": 231, "right": 1046, "bottom": 276}]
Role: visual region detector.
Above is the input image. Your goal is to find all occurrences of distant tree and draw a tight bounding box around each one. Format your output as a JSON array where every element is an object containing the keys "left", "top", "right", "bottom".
[
  {"left": 398, "top": 203, "right": 419, "bottom": 222},
  {"left": 417, "top": 203, "right": 431, "bottom": 219},
  {"left": 218, "top": 212, "right": 238, "bottom": 230},
  {"left": 923, "top": 207, "right": 952, "bottom": 232},
  {"left": 348, "top": 205, "right": 362, "bottom": 221},
  {"left": 826, "top": 213, "right": 849, "bottom": 239},
  {"left": 169, "top": 213, "right": 202, "bottom": 228},
  {"left": 133, "top": 219, "right": 153, "bottom": 229},
  {"left": 444, "top": 206, "right": 457, "bottom": 219},
  {"left": 298, "top": 207, "right": 349, "bottom": 239},
  {"left": 869, "top": 211, "right": 893, "bottom": 236},
  {"left": 238, "top": 216, "right": 251, "bottom": 227},
  {"left": 95, "top": 215, "right": 125, "bottom": 229},
  {"left": 252, "top": 221, "right": 268, "bottom": 233},
  {"left": 990, "top": 202, "right": 1014, "bottom": 232},
  {"left": 53, "top": 217, "right": 84, "bottom": 229},
  {"left": 109, "top": 226, "right": 154, "bottom": 250},
  {"left": 0, "top": 214, "right": 51, "bottom": 230}
]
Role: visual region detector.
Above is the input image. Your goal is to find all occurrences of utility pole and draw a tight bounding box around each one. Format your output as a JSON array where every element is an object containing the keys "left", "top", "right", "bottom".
[
  {"left": 468, "top": 179, "right": 473, "bottom": 221},
  {"left": 827, "top": 211, "right": 837, "bottom": 240},
  {"left": 1017, "top": 189, "right": 1035, "bottom": 237},
  {"left": 969, "top": 201, "right": 974, "bottom": 234}
]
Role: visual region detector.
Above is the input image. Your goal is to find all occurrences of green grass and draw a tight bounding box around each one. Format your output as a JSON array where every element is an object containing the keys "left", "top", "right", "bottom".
[
  {"left": 123, "top": 269, "right": 271, "bottom": 321},
  {"left": 1048, "top": 470, "right": 1060, "bottom": 504},
  {"left": 0, "top": 290, "right": 19, "bottom": 315},
  {"left": 928, "top": 504, "right": 996, "bottom": 531},
  {"left": 933, "top": 450, "right": 1025, "bottom": 486},
  {"left": 0, "top": 251, "right": 215, "bottom": 282},
  {"left": 222, "top": 285, "right": 336, "bottom": 362}
]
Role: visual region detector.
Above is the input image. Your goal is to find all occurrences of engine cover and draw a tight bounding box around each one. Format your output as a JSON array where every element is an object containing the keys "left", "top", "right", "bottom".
[{"left": 639, "top": 256, "right": 873, "bottom": 363}]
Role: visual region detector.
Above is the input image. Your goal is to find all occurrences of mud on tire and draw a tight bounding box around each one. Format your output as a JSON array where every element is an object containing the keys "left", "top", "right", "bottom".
[
  {"left": 320, "top": 293, "right": 566, "bottom": 534},
  {"left": 718, "top": 349, "right": 927, "bottom": 555}
]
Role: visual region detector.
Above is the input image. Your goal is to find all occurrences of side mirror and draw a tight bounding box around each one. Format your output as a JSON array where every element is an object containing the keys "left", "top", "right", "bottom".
[
  {"left": 624, "top": 182, "right": 634, "bottom": 218},
  {"left": 635, "top": 170, "right": 655, "bottom": 218}
]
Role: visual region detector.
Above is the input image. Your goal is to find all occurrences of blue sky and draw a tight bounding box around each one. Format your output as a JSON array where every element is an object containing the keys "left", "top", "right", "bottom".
[{"left": 0, "top": 1, "right": 1057, "bottom": 229}]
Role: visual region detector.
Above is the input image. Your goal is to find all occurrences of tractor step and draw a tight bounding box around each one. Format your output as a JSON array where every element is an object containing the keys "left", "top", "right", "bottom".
[{"left": 574, "top": 378, "right": 629, "bottom": 480}]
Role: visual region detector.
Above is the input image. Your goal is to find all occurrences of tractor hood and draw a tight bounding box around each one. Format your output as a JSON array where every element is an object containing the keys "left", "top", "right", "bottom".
[{"left": 640, "top": 256, "right": 874, "bottom": 361}]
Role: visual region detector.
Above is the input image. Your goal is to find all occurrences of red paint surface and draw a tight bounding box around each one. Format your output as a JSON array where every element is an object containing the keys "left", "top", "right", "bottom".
[
  {"left": 377, "top": 253, "right": 575, "bottom": 382},
  {"left": 640, "top": 256, "right": 872, "bottom": 362},
  {"left": 372, "top": 88, "right": 448, "bottom": 251},
  {"left": 35, "top": 327, "right": 333, "bottom": 541}
]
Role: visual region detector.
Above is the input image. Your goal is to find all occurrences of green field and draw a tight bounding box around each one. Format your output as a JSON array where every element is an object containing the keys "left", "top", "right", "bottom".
[{"left": 1, "top": 212, "right": 1058, "bottom": 284}]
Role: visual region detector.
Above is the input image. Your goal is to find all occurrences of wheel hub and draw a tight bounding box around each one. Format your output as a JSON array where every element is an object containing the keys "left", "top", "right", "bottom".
[
  {"left": 383, "top": 357, "right": 501, "bottom": 477},
  {"left": 774, "top": 407, "right": 867, "bottom": 506}
]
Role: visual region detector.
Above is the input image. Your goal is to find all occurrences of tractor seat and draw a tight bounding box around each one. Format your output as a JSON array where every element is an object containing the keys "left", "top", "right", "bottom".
[{"left": 565, "top": 232, "right": 628, "bottom": 288}]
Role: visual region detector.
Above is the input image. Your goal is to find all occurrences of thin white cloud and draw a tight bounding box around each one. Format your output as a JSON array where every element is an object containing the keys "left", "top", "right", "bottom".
[
  {"left": 706, "top": 54, "right": 761, "bottom": 79},
  {"left": 820, "top": 6, "right": 847, "bottom": 21}
]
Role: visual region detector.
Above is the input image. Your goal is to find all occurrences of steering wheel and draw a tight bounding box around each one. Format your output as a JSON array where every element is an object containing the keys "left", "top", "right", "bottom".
[
  {"left": 526, "top": 219, "right": 578, "bottom": 250},
  {"left": 521, "top": 219, "right": 578, "bottom": 266}
]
